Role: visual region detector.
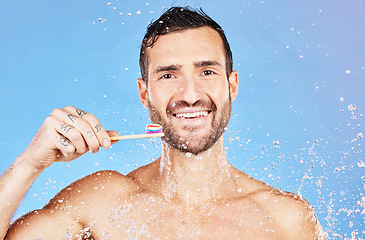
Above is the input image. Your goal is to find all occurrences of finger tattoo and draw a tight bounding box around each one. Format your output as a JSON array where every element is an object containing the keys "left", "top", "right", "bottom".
[
  {"left": 60, "top": 137, "right": 70, "bottom": 147},
  {"left": 60, "top": 124, "right": 72, "bottom": 133},
  {"left": 68, "top": 114, "right": 77, "bottom": 123},
  {"left": 76, "top": 109, "right": 86, "bottom": 118},
  {"left": 87, "top": 131, "right": 94, "bottom": 138},
  {"left": 94, "top": 124, "right": 102, "bottom": 133}
]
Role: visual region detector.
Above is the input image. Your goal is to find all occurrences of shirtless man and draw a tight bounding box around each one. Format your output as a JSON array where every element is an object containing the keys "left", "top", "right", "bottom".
[{"left": 1, "top": 7, "right": 324, "bottom": 239}]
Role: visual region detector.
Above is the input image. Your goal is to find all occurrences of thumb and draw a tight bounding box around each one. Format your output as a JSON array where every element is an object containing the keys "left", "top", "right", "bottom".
[{"left": 107, "top": 130, "right": 120, "bottom": 144}]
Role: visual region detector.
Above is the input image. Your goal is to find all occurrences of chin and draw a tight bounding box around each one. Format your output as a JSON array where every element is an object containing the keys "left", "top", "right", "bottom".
[{"left": 163, "top": 127, "right": 223, "bottom": 155}]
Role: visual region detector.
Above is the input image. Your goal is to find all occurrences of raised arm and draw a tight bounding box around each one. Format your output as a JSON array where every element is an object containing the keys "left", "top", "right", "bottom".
[{"left": 0, "top": 106, "right": 119, "bottom": 239}]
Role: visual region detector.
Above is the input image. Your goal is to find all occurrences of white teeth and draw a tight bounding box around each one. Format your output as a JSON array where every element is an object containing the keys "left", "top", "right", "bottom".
[{"left": 175, "top": 111, "right": 209, "bottom": 119}]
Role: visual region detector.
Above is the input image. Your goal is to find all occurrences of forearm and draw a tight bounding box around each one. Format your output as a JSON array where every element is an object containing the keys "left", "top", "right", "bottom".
[{"left": 0, "top": 154, "right": 44, "bottom": 239}]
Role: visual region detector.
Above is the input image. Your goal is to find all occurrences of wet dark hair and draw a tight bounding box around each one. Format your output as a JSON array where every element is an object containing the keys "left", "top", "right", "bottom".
[{"left": 139, "top": 6, "right": 233, "bottom": 82}]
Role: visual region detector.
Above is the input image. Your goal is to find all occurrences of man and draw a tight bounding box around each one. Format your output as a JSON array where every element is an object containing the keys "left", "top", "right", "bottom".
[{"left": 1, "top": 7, "right": 324, "bottom": 239}]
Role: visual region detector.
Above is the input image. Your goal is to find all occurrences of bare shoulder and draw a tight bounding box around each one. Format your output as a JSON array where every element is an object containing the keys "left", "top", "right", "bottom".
[
  {"left": 7, "top": 170, "right": 139, "bottom": 239},
  {"left": 56, "top": 170, "right": 139, "bottom": 201},
  {"left": 50, "top": 170, "right": 141, "bottom": 218},
  {"left": 249, "top": 186, "right": 325, "bottom": 239},
  {"left": 232, "top": 173, "right": 325, "bottom": 239}
]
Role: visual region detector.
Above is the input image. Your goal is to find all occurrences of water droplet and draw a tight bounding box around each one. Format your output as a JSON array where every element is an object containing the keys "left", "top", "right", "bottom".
[
  {"left": 348, "top": 104, "right": 356, "bottom": 111},
  {"left": 358, "top": 160, "right": 365, "bottom": 168},
  {"left": 349, "top": 221, "right": 354, "bottom": 228},
  {"left": 186, "top": 152, "right": 192, "bottom": 158},
  {"left": 358, "top": 133, "right": 363, "bottom": 140},
  {"left": 346, "top": 70, "right": 351, "bottom": 74},
  {"left": 340, "top": 97, "right": 344, "bottom": 102}
]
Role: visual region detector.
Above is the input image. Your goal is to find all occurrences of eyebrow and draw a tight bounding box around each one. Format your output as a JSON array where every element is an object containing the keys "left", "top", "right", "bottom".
[
  {"left": 194, "top": 60, "right": 222, "bottom": 68},
  {"left": 155, "top": 64, "right": 182, "bottom": 74},
  {"left": 153, "top": 60, "right": 222, "bottom": 74}
]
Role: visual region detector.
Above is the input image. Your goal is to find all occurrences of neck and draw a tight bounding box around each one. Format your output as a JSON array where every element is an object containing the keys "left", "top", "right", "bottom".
[{"left": 158, "top": 137, "right": 237, "bottom": 205}]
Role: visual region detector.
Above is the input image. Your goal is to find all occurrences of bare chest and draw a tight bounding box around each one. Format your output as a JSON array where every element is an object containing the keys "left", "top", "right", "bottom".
[{"left": 86, "top": 197, "right": 285, "bottom": 239}]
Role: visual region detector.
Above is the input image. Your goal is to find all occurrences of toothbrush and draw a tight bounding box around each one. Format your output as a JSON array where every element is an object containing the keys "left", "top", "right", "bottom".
[{"left": 109, "top": 124, "right": 164, "bottom": 140}]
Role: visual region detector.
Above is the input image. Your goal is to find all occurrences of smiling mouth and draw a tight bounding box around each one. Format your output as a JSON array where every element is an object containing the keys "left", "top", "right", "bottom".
[{"left": 173, "top": 110, "right": 212, "bottom": 119}]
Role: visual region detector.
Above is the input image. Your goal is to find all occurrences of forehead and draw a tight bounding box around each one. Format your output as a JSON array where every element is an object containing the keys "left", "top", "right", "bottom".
[{"left": 146, "top": 27, "right": 225, "bottom": 72}]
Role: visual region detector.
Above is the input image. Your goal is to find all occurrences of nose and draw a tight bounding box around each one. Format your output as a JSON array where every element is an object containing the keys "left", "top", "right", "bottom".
[{"left": 176, "top": 77, "right": 201, "bottom": 105}]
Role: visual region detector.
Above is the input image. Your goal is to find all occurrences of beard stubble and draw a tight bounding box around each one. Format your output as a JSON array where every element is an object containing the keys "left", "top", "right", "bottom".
[{"left": 148, "top": 95, "right": 232, "bottom": 155}]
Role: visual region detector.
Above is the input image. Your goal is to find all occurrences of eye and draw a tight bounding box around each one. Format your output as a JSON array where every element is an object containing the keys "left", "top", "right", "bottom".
[
  {"left": 202, "top": 70, "right": 215, "bottom": 76},
  {"left": 160, "top": 73, "right": 173, "bottom": 79}
]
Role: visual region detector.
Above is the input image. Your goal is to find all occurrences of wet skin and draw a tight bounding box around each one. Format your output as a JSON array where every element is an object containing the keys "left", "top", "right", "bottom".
[{"left": 5, "top": 27, "right": 323, "bottom": 239}]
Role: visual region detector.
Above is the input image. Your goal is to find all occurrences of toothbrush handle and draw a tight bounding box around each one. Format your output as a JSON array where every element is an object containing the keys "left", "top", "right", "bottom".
[{"left": 110, "top": 133, "right": 164, "bottom": 141}]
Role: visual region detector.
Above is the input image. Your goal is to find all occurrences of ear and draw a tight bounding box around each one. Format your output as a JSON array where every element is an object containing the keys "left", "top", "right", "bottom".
[
  {"left": 228, "top": 70, "right": 239, "bottom": 102},
  {"left": 137, "top": 78, "right": 149, "bottom": 109}
]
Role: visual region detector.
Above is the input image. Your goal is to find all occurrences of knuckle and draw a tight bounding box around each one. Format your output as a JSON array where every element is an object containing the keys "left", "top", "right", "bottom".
[
  {"left": 64, "top": 105, "right": 75, "bottom": 111},
  {"left": 51, "top": 108, "right": 63, "bottom": 116},
  {"left": 43, "top": 117, "right": 57, "bottom": 131},
  {"left": 44, "top": 115, "right": 54, "bottom": 124}
]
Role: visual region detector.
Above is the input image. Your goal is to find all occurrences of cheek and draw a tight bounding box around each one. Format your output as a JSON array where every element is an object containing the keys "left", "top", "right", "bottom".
[
  {"left": 148, "top": 86, "right": 173, "bottom": 111},
  {"left": 207, "top": 82, "right": 230, "bottom": 104}
]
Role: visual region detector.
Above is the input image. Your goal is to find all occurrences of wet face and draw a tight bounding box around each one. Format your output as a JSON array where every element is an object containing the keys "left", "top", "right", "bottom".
[{"left": 138, "top": 27, "right": 238, "bottom": 155}]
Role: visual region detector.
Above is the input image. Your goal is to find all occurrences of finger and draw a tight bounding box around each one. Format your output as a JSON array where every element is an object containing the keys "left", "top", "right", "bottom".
[
  {"left": 48, "top": 125, "right": 81, "bottom": 162},
  {"left": 51, "top": 107, "right": 102, "bottom": 153},
  {"left": 64, "top": 106, "right": 111, "bottom": 150},
  {"left": 53, "top": 121, "right": 90, "bottom": 154},
  {"left": 54, "top": 134, "right": 76, "bottom": 159},
  {"left": 107, "top": 130, "right": 120, "bottom": 145},
  {"left": 47, "top": 114, "right": 90, "bottom": 154}
]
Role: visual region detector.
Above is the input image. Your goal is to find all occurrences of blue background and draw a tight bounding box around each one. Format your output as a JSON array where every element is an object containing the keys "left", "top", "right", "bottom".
[{"left": 0, "top": 0, "right": 364, "bottom": 238}]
